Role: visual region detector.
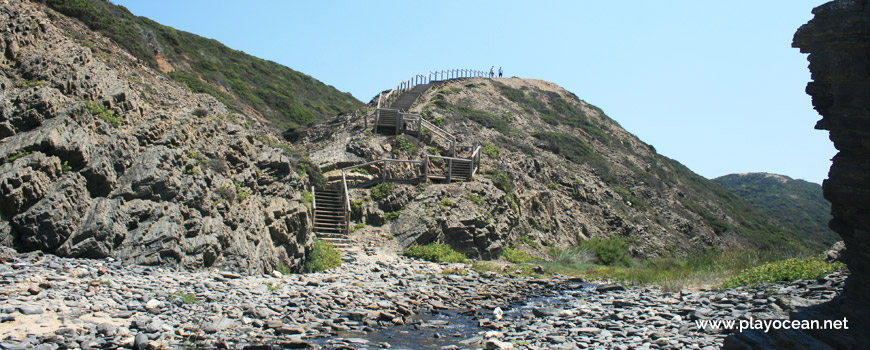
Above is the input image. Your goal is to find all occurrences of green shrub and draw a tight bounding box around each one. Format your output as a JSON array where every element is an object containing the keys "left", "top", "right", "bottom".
[
  {"left": 403, "top": 243, "right": 468, "bottom": 263},
  {"left": 235, "top": 183, "right": 251, "bottom": 202},
  {"left": 61, "top": 161, "right": 72, "bottom": 173},
  {"left": 217, "top": 183, "right": 235, "bottom": 202},
  {"left": 531, "top": 132, "right": 607, "bottom": 171},
  {"left": 371, "top": 182, "right": 395, "bottom": 200},
  {"left": 275, "top": 262, "right": 293, "bottom": 275},
  {"left": 547, "top": 246, "right": 595, "bottom": 266},
  {"left": 301, "top": 190, "right": 313, "bottom": 207},
  {"left": 394, "top": 135, "right": 417, "bottom": 154},
  {"left": 85, "top": 100, "right": 122, "bottom": 127},
  {"left": 385, "top": 210, "right": 402, "bottom": 221},
  {"left": 354, "top": 222, "right": 365, "bottom": 229},
  {"left": 720, "top": 257, "right": 844, "bottom": 289},
  {"left": 305, "top": 239, "right": 342, "bottom": 272},
  {"left": 580, "top": 235, "right": 630, "bottom": 267},
  {"left": 486, "top": 170, "right": 514, "bottom": 193},
  {"left": 548, "top": 182, "right": 558, "bottom": 190},
  {"left": 502, "top": 247, "right": 535, "bottom": 264},
  {"left": 350, "top": 198, "right": 364, "bottom": 217},
  {"left": 439, "top": 198, "right": 456, "bottom": 210},
  {"left": 481, "top": 142, "right": 500, "bottom": 159},
  {"left": 519, "top": 235, "right": 537, "bottom": 248},
  {"left": 467, "top": 193, "right": 484, "bottom": 206},
  {"left": 431, "top": 117, "right": 445, "bottom": 127}
]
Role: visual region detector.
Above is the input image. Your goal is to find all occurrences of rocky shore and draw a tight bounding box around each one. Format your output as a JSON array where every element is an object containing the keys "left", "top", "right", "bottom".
[{"left": 0, "top": 246, "right": 846, "bottom": 350}]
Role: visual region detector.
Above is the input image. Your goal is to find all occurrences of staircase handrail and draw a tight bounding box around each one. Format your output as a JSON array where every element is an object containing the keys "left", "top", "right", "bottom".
[{"left": 377, "top": 68, "right": 488, "bottom": 109}]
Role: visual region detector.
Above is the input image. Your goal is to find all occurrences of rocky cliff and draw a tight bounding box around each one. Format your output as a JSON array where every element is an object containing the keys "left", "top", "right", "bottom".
[
  {"left": 0, "top": 0, "right": 313, "bottom": 274},
  {"left": 40, "top": 0, "right": 362, "bottom": 130},
  {"left": 301, "top": 78, "right": 814, "bottom": 260},
  {"left": 713, "top": 173, "right": 838, "bottom": 249},
  {"left": 791, "top": 0, "right": 870, "bottom": 344}
]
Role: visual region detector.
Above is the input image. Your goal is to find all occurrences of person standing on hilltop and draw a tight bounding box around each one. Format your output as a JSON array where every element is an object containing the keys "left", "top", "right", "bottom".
[
  {"left": 490, "top": 66, "right": 494, "bottom": 78},
  {"left": 498, "top": 66, "right": 503, "bottom": 78}
]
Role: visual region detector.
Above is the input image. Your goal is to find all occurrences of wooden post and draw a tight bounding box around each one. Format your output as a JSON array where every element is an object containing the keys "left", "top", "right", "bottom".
[{"left": 423, "top": 154, "right": 429, "bottom": 181}]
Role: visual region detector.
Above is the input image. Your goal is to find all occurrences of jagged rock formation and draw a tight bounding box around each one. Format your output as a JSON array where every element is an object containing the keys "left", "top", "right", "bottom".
[
  {"left": 0, "top": 0, "right": 313, "bottom": 273},
  {"left": 713, "top": 173, "right": 838, "bottom": 249},
  {"left": 774, "top": 0, "right": 870, "bottom": 346},
  {"left": 301, "top": 78, "right": 814, "bottom": 259}
]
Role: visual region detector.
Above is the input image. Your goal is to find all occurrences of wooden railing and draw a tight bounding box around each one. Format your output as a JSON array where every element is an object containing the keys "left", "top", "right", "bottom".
[{"left": 377, "top": 69, "right": 489, "bottom": 108}]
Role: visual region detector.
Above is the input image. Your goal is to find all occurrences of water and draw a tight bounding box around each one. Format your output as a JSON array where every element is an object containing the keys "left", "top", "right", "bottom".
[{"left": 311, "top": 281, "right": 595, "bottom": 349}]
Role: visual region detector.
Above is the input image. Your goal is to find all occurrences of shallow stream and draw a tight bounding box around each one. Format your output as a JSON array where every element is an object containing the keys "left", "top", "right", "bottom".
[{"left": 312, "top": 281, "right": 594, "bottom": 349}]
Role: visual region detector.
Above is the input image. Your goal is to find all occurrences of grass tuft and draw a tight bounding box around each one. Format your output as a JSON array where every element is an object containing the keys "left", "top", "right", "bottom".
[
  {"left": 305, "top": 239, "right": 342, "bottom": 272},
  {"left": 404, "top": 243, "right": 468, "bottom": 263}
]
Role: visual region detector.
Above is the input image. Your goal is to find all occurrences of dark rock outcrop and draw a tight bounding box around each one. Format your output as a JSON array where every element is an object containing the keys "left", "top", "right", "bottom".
[
  {"left": 722, "top": 1, "right": 870, "bottom": 348},
  {"left": 794, "top": 0, "right": 870, "bottom": 322},
  {"left": 0, "top": 1, "right": 313, "bottom": 274}
]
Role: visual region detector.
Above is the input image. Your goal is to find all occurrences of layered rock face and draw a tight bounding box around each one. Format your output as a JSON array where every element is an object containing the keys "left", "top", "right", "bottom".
[
  {"left": 0, "top": 1, "right": 312, "bottom": 273},
  {"left": 793, "top": 0, "right": 870, "bottom": 318}
]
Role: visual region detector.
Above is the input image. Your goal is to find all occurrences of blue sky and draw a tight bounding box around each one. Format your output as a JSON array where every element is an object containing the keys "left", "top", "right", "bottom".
[{"left": 114, "top": 0, "right": 832, "bottom": 184}]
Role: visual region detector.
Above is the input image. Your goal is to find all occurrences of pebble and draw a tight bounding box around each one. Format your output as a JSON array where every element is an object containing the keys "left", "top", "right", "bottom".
[{"left": 0, "top": 249, "right": 848, "bottom": 349}]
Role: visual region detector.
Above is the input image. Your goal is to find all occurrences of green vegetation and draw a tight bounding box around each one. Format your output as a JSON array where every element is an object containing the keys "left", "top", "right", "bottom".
[
  {"left": 578, "top": 235, "right": 630, "bottom": 267},
  {"left": 275, "top": 262, "right": 293, "bottom": 275},
  {"left": 61, "top": 161, "right": 72, "bottom": 173},
  {"left": 519, "top": 235, "right": 537, "bottom": 248},
  {"left": 216, "top": 183, "right": 235, "bottom": 202},
  {"left": 394, "top": 135, "right": 417, "bottom": 154},
  {"left": 305, "top": 239, "right": 342, "bottom": 272},
  {"left": 720, "top": 257, "right": 844, "bottom": 289},
  {"left": 531, "top": 132, "right": 608, "bottom": 173},
  {"left": 350, "top": 198, "right": 364, "bottom": 217},
  {"left": 548, "top": 182, "right": 558, "bottom": 190},
  {"left": 403, "top": 243, "right": 468, "bottom": 263},
  {"left": 354, "top": 222, "right": 365, "bottom": 229},
  {"left": 438, "top": 198, "right": 456, "bottom": 210},
  {"left": 502, "top": 247, "right": 535, "bottom": 264},
  {"left": 186, "top": 167, "right": 200, "bottom": 175},
  {"left": 492, "top": 81, "right": 609, "bottom": 144},
  {"left": 171, "top": 292, "right": 197, "bottom": 304},
  {"left": 17, "top": 80, "right": 45, "bottom": 88},
  {"left": 481, "top": 142, "right": 500, "bottom": 159},
  {"left": 486, "top": 170, "right": 514, "bottom": 194},
  {"left": 43, "top": 0, "right": 361, "bottom": 130},
  {"left": 235, "top": 183, "right": 251, "bottom": 203},
  {"left": 432, "top": 96, "right": 517, "bottom": 135},
  {"left": 385, "top": 210, "right": 402, "bottom": 221},
  {"left": 467, "top": 193, "right": 484, "bottom": 206},
  {"left": 713, "top": 173, "right": 838, "bottom": 248},
  {"left": 85, "top": 100, "right": 122, "bottom": 127},
  {"left": 266, "top": 283, "right": 281, "bottom": 291},
  {"left": 301, "top": 190, "right": 313, "bottom": 207},
  {"left": 655, "top": 156, "right": 808, "bottom": 253},
  {"left": 7, "top": 151, "right": 31, "bottom": 163},
  {"left": 371, "top": 182, "right": 395, "bottom": 200}
]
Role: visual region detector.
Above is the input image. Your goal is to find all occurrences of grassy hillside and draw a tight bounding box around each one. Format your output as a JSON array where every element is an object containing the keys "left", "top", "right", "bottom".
[
  {"left": 713, "top": 173, "right": 838, "bottom": 249},
  {"left": 39, "top": 0, "right": 361, "bottom": 130},
  {"left": 408, "top": 78, "right": 817, "bottom": 255}
]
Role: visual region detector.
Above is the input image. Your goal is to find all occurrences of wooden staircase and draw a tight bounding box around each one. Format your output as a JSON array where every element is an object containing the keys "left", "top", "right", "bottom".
[{"left": 312, "top": 188, "right": 352, "bottom": 249}]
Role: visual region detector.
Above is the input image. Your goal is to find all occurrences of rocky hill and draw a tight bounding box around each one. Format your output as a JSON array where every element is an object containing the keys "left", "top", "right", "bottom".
[
  {"left": 39, "top": 0, "right": 362, "bottom": 130},
  {"left": 713, "top": 173, "right": 838, "bottom": 249},
  {"left": 0, "top": 0, "right": 314, "bottom": 273},
  {"left": 302, "top": 78, "right": 818, "bottom": 259}
]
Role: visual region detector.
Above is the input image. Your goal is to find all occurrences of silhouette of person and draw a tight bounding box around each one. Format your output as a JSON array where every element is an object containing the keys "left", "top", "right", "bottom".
[
  {"left": 498, "top": 67, "right": 503, "bottom": 78},
  {"left": 490, "top": 66, "right": 494, "bottom": 78}
]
